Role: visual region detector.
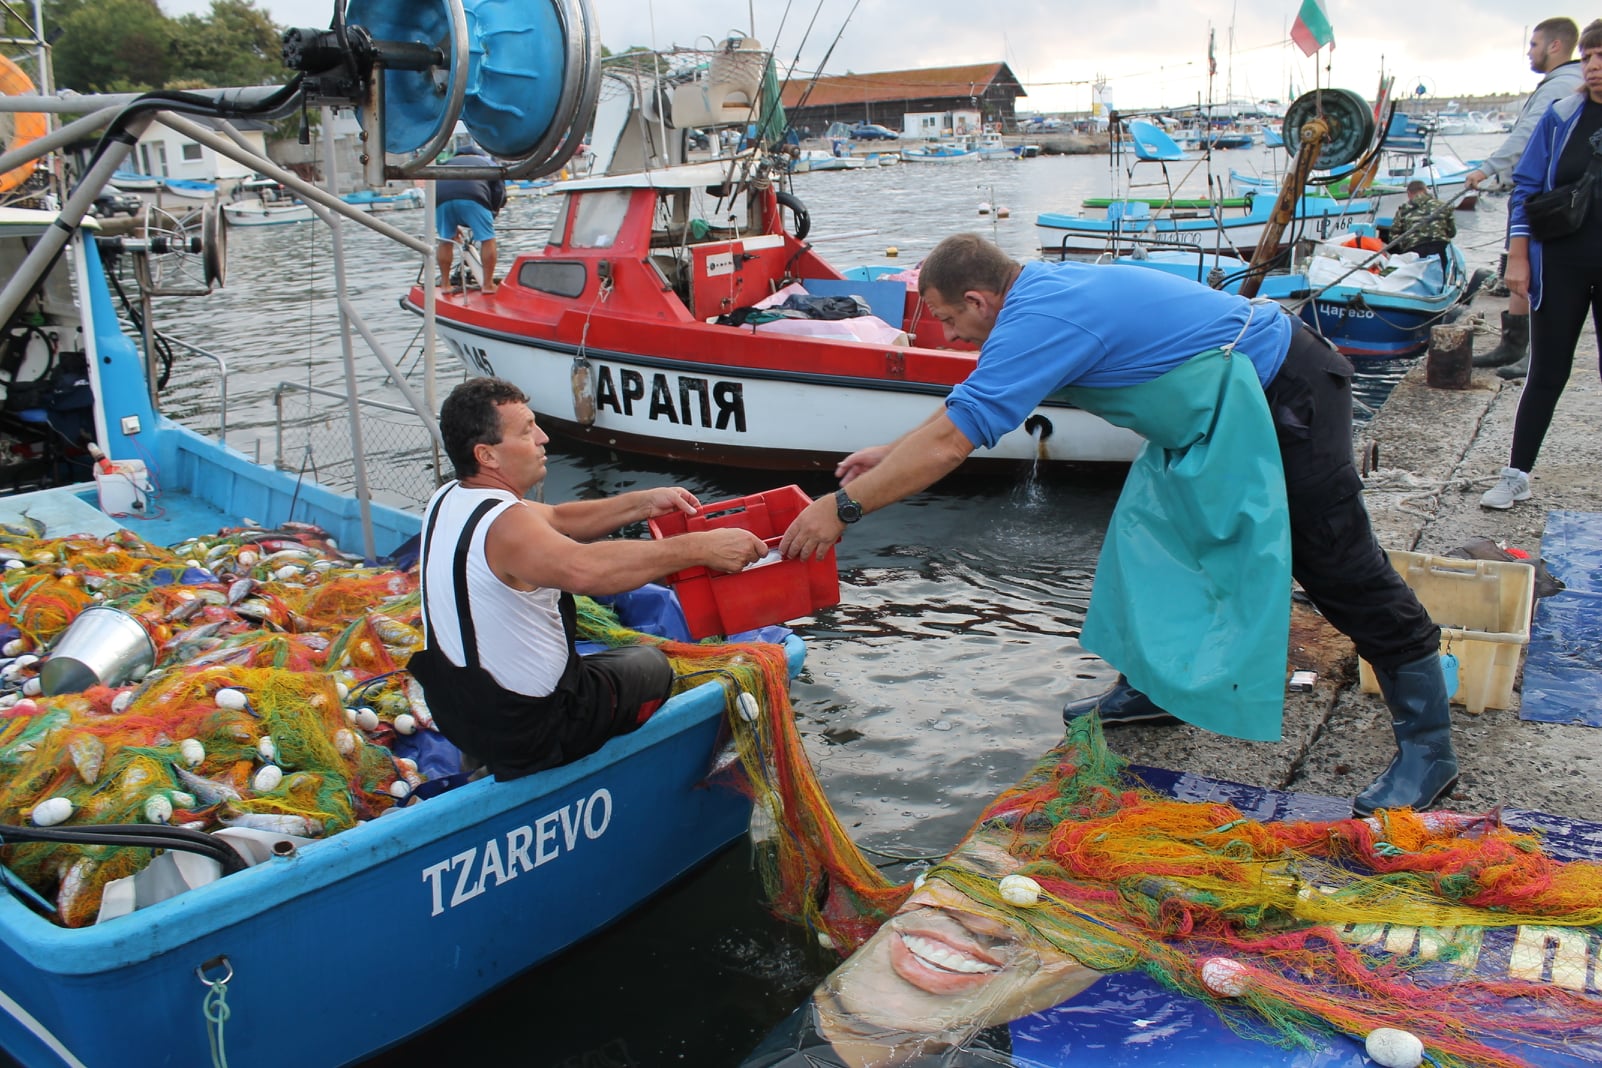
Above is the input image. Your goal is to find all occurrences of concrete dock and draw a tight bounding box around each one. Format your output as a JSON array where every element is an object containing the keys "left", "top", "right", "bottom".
[{"left": 1113, "top": 290, "right": 1602, "bottom": 821}]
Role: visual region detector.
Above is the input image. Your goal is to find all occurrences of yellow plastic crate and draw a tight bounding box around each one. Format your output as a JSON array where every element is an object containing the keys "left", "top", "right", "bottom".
[{"left": 1357, "top": 550, "right": 1535, "bottom": 714}]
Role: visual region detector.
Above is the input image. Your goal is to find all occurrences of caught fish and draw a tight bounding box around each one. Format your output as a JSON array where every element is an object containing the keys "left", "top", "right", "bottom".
[
  {"left": 221, "top": 811, "right": 323, "bottom": 836},
  {"left": 226, "top": 577, "right": 256, "bottom": 605},
  {"left": 166, "top": 596, "right": 205, "bottom": 623},
  {"left": 56, "top": 857, "right": 95, "bottom": 921},
  {"left": 174, "top": 765, "right": 243, "bottom": 805},
  {"left": 66, "top": 733, "right": 105, "bottom": 785},
  {"left": 162, "top": 621, "right": 225, "bottom": 652}
]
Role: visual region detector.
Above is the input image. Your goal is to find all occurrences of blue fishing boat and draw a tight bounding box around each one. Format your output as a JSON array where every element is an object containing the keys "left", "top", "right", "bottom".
[
  {"left": 1036, "top": 191, "right": 1380, "bottom": 258},
  {"left": 161, "top": 177, "right": 219, "bottom": 201},
  {"left": 0, "top": 4, "right": 808, "bottom": 1065},
  {"left": 901, "top": 142, "right": 980, "bottom": 163},
  {"left": 1103, "top": 226, "right": 1477, "bottom": 359},
  {"left": 340, "top": 186, "right": 424, "bottom": 211}
]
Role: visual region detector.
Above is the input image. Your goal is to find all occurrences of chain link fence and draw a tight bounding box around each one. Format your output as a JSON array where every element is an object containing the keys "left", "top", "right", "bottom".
[{"left": 272, "top": 382, "right": 448, "bottom": 511}]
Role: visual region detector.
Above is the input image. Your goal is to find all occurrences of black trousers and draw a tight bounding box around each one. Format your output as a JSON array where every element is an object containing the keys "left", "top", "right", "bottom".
[
  {"left": 1511, "top": 254, "right": 1602, "bottom": 474},
  {"left": 1265, "top": 318, "right": 1441, "bottom": 673}
]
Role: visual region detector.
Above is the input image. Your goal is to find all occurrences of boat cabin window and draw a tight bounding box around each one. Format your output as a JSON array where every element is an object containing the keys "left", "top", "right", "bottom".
[
  {"left": 569, "top": 191, "right": 632, "bottom": 249},
  {"left": 517, "top": 260, "right": 587, "bottom": 298}
]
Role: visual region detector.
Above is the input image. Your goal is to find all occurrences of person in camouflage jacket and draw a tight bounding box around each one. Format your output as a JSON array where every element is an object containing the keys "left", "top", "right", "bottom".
[{"left": 1391, "top": 180, "right": 1456, "bottom": 265}]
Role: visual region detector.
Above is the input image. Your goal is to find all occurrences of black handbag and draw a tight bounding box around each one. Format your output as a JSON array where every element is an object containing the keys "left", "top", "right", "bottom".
[{"left": 1525, "top": 132, "right": 1602, "bottom": 242}]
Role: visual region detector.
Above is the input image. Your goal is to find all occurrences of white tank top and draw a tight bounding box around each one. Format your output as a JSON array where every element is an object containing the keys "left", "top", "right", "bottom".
[{"left": 419, "top": 484, "right": 570, "bottom": 697}]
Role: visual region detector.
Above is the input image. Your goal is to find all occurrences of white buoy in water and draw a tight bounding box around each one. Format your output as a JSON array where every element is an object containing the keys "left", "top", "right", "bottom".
[
  {"left": 252, "top": 764, "right": 283, "bottom": 792},
  {"left": 111, "top": 690, "right": 134, "bottom": 714},
  {"left": 998, "top": 873, "right": 1043, "bottom": 907},
  {"left": 333, "top": 728, "right": 358, "bottom": 755},
  {"left": 353, "top": 707, "right": 380, "bottom": 731},
  {"left": 1364, "top": 1028, "right": 1425, "bottom": 1068},
  {"left": 393, "top": 713, "right": 417, "bottom": 735},
  {"left": 1200, "top": 957, "right": 1251, "bottom": 997},
  {"left": 178, "top": 738, "right": 205, "bottom": 766},
  {"left": 257, "top": 736, "right": 276, "bottom": 762}
]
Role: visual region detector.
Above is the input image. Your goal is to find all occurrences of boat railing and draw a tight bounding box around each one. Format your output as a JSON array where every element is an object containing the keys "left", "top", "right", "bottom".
[
  {"left": 153, "top": 332, "right": 229, "bottom": 445},
  {"left": 272, "top": 381, "right": 447, "bottom": 511}
]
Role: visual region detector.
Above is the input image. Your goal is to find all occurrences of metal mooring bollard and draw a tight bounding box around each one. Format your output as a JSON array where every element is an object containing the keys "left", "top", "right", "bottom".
[{"left": 1426, "top": 323, "right": 1473, "bottom": 389}]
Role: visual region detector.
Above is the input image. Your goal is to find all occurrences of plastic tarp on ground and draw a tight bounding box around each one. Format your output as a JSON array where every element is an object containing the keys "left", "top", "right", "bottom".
[
  {"left": 1521, "top": 510, "right": 1602, "bottom": 726},
  {"left": 745, "top": 755, "right": 1602, "bottom": 1068}
]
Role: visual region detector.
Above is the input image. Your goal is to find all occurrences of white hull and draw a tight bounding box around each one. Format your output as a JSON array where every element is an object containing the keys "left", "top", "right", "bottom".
[
  {"left": 430, "top": 323, "right": 1143, "bottom": 466},
  {"left": 222, "top": 198, "right": 317, "bottom": 226}
]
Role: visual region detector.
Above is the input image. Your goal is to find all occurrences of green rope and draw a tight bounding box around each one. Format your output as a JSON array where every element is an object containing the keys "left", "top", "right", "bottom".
[{"left": 203, "top": 980, "right": 231, "bottom": 1068}]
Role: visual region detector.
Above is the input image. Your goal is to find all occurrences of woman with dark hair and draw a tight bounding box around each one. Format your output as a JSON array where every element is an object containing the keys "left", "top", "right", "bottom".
[{"left": 1482, "top": 19, "right": 1602, "bottom": 510}]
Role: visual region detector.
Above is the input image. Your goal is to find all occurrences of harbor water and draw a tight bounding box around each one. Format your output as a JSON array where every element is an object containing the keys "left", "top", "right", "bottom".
[{"left": 134, "top": 134, "right": 1511, "bottom": 1064}]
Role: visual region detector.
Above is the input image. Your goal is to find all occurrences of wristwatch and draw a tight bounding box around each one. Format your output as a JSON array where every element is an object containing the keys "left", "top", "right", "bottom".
[{"left": 834, "top": 488, "right": 863, "bottom": 524}]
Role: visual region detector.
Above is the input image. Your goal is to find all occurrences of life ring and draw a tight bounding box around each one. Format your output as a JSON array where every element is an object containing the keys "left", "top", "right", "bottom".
[
  {"left": 0, "top": 54, "right": 44, "bottom": 195},
  {"left": 775, "top": 189, "right": 810, "bottom": 242},
  {"left": 1341, "top": 234, "right": 1385, "bottom": 252}
]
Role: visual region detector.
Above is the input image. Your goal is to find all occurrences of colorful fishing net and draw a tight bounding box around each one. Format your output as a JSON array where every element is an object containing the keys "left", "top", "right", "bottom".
[
  {"left": 0, "top": 523, "right": 429, "bottom": 927},
  {"left": 575, "top": 596, "right": 910, "bottom": 952},
  {"left": 776, "top": 712, "right": 1602, "bottom": 1068}
]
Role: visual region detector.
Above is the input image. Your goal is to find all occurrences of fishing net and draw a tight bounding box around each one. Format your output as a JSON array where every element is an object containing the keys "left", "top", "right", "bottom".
[
  {"left": 772, "top": 712, "right": 1602, "bottom": 1068},
  {"left": 576, "top": 597, "right": 910, "bottom": 952},
  {"left": 0, "top": 523, "right": 425, "bottom": 927}
]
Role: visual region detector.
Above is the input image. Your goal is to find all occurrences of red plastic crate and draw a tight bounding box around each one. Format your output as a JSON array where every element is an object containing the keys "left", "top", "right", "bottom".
[{"left": 648, "top": 484, "right": 840, "bottom": 639}]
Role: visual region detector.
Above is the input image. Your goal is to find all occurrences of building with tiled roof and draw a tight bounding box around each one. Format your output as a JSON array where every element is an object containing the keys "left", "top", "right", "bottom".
[{"left": 779, "top": 62, "right": 1026, "bottom": 136}]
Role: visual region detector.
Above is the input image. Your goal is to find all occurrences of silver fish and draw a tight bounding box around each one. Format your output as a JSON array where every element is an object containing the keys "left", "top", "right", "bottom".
[
  {"left": 166, "top": 596, "right": 205, "bottom": 623},
  {"left": 174, "top": 765, "right": 242, "bottom": 805},
  {"left": 226, "top": 578, "right": 257, "bottom": 605},
  {"left": 222, "top": 812, "right": 323, "bottom": 836}
]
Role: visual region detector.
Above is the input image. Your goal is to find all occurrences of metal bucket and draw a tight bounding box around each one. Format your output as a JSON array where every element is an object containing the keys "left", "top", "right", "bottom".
[{"left": 41, "top": 607, "right": 156, "bottom": 696}]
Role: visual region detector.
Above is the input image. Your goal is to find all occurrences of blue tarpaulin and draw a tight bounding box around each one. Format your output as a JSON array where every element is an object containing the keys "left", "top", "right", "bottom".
[{"left": 1520, "top": 511, "right": 1602, "bottom": 726}]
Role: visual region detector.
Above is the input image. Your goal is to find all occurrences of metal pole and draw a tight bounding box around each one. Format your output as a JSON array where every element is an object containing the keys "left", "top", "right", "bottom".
[
  {"left": 0, "top": 113, "right": 151, "bottom": 327},
  {"left": 423, "top": 179, "right": 441, "bottom": 483},
  {"left": 321, "top": 106, "right": 378, "bottom": 561},
  {"left": 0, "top": 105, "right": 124, "bottom": 176},
  {"left": 156, "top": 112, "right": 431, "bottom": 255}
]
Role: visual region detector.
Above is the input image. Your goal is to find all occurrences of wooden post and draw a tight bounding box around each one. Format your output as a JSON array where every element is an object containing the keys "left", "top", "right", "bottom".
[{"left": 1426, "top": 323, "right": 1473, "bottom": 390}]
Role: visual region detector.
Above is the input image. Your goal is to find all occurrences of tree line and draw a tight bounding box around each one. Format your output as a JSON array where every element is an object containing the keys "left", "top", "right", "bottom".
[{"left": 4, "top": 0, "right": 287, "bottom": 94}]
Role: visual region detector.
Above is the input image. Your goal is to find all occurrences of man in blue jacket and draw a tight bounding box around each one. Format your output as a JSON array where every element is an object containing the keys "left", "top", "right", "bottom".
[{"left": 435, "top": 141, "right": 507, "bottom": 294}]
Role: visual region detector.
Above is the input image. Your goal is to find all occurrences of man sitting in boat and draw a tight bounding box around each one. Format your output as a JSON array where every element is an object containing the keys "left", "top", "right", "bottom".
[
  {"left": 1390, "top": 180, "right": 1457, "bottom": 268},
  {"left": 778, "top": 233, "right": 1456, "bottom": 818},
  {"left": 408, "top": 377, "right": 767, "bottom": 779},
  {"left": 435, "top": 141, "right": 506, "bottom": 294}
]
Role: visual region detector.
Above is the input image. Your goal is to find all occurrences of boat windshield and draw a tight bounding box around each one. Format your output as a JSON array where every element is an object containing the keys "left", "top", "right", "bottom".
[{"left": 569, "top": 190, "right": 632, "bottom": 249}]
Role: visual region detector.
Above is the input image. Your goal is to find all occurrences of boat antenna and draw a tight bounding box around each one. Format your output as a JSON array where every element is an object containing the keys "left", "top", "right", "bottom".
[{"left": 789, "top": 0, "right": 863, "bottom": 118}]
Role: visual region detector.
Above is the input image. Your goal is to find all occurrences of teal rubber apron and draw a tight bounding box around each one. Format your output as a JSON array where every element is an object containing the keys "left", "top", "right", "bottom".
[{"left": 1056, "top": 310, "right": 1291, "bottom": 741}]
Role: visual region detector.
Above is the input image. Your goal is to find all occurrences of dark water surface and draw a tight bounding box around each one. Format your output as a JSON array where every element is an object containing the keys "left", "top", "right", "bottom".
[{"left": 138, "top": 134, "right": 1510, "bottom": 1065}]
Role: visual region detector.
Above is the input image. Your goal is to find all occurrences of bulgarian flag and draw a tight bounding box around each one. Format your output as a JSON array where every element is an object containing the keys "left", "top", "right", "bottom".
[{"left": 1291, "top": 0, "right": 1334, "bottom": 55}]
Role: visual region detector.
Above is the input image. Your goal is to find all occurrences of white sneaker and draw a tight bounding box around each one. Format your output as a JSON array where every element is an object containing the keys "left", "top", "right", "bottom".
[{"left": 1480, "top": 467, "right": 1531, "bottom": 510}]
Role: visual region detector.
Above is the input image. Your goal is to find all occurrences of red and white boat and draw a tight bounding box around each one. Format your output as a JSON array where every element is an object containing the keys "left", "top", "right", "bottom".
[{"left": 404, "top": 159, "right": 1141, "bottom": 470}]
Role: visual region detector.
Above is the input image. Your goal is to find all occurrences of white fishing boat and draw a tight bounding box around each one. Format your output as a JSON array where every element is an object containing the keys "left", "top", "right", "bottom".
[{"left": 221, "top": 194, "right": 317, "bottom": 226}]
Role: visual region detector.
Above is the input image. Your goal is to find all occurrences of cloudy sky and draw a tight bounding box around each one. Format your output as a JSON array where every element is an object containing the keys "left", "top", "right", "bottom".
[{"left": 167, "top": 0, "right": 1546, "bottom": 114}]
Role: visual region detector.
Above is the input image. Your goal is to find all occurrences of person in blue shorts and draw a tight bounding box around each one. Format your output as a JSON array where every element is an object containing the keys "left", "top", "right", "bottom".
[
  {"left": 779, "top": 233, "right": 1455, "bottom": 816},
  {"left": 435, "top": 141, "right": 506, "bottom": 294}
]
